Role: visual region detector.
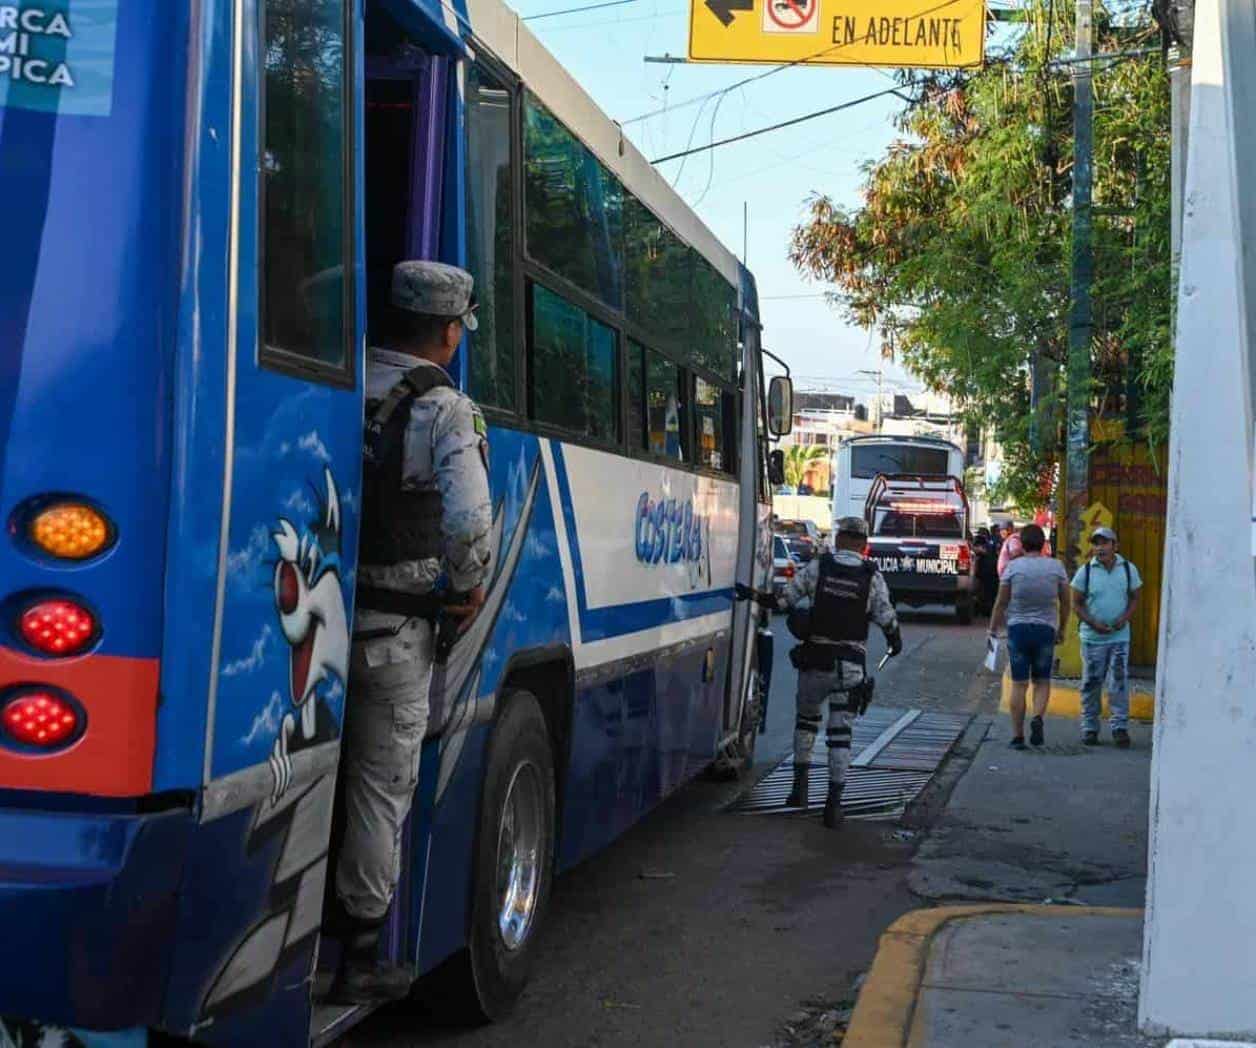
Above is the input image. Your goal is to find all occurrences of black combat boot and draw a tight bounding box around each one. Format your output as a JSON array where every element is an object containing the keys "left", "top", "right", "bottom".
[
  {"left": 822, "top": 783, "right": 845, "bottom": 829},
  {"left": 785, "top": 764, "right": 809, "bottom": 808},
  {"left": 326, "top": 918, "right": 413, "bottom": 1005}
]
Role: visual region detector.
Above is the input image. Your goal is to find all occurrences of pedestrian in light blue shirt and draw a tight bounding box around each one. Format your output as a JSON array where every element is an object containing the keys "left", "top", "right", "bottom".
[{"left": 1070, "top": 527, "right": 1143, "bottom": 748}]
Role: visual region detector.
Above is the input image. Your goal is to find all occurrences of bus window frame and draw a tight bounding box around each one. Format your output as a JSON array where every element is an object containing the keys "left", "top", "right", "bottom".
[
  {"left": 464, "top": 47, "right": 525, "bottom": 424},
  {"left": 755, "top": 341, "right": 771, "bottom": 505},
  {"left": 524, "top": 273, "right": 624, "bottom": 454},
  {"left": 256, "top": 0, "right": 359, "bottom": 392},
  {"left": 479, "top": 63, "right": 743, "bottom": 483}
]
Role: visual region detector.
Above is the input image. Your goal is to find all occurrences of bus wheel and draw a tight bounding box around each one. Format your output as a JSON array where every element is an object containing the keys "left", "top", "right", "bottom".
[{"left": 437, "top": 690, "right": 556, "bottom": 1022}]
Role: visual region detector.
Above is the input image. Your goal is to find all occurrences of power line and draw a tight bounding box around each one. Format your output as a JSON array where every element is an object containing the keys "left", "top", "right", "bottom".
[
  {"left": 651, "top": 84, "right": 903, "bottom": 163},
  {"left": 536, "top": 8, "right": 682, "bottom": 30},
  {"left": 523, "top": 0, "right": 637, "bottom": 19}
]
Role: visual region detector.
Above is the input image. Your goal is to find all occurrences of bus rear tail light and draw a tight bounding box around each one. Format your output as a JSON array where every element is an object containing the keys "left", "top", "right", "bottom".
[
  {"left": 19, "top": 598, "right": 97, "bottom": 656},
  {"left": 957, "top": 544, "right": 973, "bottom": 572},
  {"left": 1, "top": 691, "right": 82, "bottom": 750},
  {"left": 28, "top": 502, "right": 112, "bottom": 560}
]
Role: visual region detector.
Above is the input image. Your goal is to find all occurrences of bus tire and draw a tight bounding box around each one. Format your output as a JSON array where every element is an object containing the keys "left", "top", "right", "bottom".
[
  {"left": 443, "top": 689, "right": 556, "bottom": 1023},
  {"left": 955, "top": 596, "right": 974, "bottom": 625}
]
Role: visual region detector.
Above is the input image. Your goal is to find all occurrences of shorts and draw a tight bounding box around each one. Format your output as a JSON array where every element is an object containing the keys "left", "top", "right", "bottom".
[{"left": 1007, "top": 623, "right": 1056, "bottom": 682}]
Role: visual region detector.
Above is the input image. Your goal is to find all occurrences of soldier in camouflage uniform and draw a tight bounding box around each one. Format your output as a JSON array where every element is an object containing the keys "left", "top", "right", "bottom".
[
  {"left": 330, "top": 261, "right": 493, "bottom": 1004},
  {"left": 738, "top": 517, "right": 900, "bottom": 829},
  {"left": 779, "top": 517, "right": 900, "bottom": 827}
]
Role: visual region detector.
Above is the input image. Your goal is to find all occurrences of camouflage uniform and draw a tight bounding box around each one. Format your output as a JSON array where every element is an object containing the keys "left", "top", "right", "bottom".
[
  {"left": 779, "top": 547, "right": 898, "bottom": 796},
  {"left": 336, "top": 265, "right": 492, "bottom": 926}
]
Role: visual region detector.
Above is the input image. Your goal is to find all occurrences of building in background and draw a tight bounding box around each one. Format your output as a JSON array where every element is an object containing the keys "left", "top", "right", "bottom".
[{"left": 780, "top": 391, "right": 873, "bottom": 495}]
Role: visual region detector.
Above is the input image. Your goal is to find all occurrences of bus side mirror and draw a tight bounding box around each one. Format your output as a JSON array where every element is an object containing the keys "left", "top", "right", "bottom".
[
  {"left": 768, "top": 449, "right": 785, "bottom": 486},
  {"left": 767, "top": 376, "right": 793, "bottom": 436}
]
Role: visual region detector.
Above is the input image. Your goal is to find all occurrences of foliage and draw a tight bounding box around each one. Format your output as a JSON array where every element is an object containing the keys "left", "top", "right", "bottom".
[
  {"left": 784, "top": 444, "right": 828, "bottom": 488},
  {"left": 790, "top": 3, "right": 1171, "bottom": 509}
]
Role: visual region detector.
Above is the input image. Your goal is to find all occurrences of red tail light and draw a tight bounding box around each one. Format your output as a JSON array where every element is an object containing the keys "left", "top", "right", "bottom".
[
  {"left": 19, "top": 599, "right": 97, "bottom": 656},
  {"left": 2, "top": 692, "right": 81, "bottom": 749},
  {"left": 863, "top": 544, "right": 871, "bottom": 558},
  {"left": 958, "top": 544, "right": 973, "bottom": 571},
  {"left": 783, "top": 563, "right": 795, "bottom": 578}
]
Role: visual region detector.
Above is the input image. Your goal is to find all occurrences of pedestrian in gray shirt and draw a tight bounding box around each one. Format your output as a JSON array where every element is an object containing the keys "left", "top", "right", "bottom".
[{"left": 989, "top": 524, "right": 1070, "bottom": 750}]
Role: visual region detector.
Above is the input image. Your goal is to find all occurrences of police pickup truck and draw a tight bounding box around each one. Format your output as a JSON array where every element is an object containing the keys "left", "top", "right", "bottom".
[{"left": 863, "top": 473, "right": 976, "bottom": 623}]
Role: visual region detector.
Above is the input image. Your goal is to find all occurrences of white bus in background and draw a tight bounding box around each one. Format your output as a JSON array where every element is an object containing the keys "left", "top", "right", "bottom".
[{"left": 832, "top": 435, "right": 966, "bottom": 526}]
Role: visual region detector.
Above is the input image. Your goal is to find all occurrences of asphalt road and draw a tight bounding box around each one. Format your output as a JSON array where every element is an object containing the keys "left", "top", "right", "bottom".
[{"left": 348, "top": 605, "right": 996, "bottom": 1048}]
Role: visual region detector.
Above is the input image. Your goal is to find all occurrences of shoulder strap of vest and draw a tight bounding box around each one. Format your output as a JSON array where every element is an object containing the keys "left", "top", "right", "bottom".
[
  {"left": 1083, "top": 559, "right": 1131, "bottom": 597},
  {"left": 369, "top": 363, "right": 454, "bottom": 429}
]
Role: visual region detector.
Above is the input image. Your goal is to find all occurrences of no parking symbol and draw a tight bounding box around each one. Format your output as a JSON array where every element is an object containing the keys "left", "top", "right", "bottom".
[{"left": 763, "top": 0, "right": 818, "bottom": 34}]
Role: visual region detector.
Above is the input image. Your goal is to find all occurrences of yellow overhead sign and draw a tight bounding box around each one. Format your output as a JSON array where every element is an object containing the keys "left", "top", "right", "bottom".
[{"left": 688, "top": 0, "right": 986, "bottom": 68}]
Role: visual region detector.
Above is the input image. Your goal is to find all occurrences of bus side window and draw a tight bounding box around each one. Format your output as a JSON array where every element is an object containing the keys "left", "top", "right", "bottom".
[
  {"left": 523, "top": 96, "right": 624, "bottom": 311},
  {"left": 259, "top": 0, "right": 353, "bottom": 385},
  {"left": 628, "top": 340, "right": 691, "bottom": 464},
  {"left": 528, "top": 283, "right": 620, "bottom": 443},
  {"left": 465, "top": 61, "right": 518, "bottom": 412},
  {"left": 694, "top": 376, "right": 726, "bottom": 472}
]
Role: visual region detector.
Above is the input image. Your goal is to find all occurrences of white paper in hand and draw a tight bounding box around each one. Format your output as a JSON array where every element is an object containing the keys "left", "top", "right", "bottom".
[{"left": 983, "top": 636, "right": 1000, "bottom": 673}]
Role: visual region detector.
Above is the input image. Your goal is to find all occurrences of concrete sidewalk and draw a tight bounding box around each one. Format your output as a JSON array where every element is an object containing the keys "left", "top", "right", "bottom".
[
  {"left": 842, "top": 714, "right": 1164, "bottom": 1046},
  {"left": 844, "top": 905, "right": 1159, "bottom": 1047}
]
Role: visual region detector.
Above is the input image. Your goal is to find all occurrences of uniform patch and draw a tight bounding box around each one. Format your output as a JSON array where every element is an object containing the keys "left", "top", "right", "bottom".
[{"left": 472, "top": 410, "right": 487, "bottom": 438}]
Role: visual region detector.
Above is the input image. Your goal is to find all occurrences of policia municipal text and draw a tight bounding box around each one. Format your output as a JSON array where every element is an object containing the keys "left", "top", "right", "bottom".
[{"left": 737, "top": 516, "right": 901, "bottom": 829}]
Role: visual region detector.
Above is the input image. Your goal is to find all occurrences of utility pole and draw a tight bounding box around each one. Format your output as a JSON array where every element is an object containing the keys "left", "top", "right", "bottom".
[
  {"left": 857, "top": 366, "right": 885, "bottom": 432},
  {"left": 1064, "top": 0, "right": 1094, "bottom": 581}
]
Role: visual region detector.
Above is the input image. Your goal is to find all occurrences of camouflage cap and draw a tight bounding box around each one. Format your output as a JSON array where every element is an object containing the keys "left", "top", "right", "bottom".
[
  {"left": 835, "top": 516, "right": 869, "bottom": 538},
  {"left": 391, "top": 260, "right": 479, "bottom": 331}
]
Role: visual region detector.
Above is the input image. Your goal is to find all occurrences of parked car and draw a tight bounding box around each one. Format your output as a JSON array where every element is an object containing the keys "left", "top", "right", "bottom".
[
  {"left": 775, "top": 518, "right": 823, "bottom": 563},
  {"left": 771, "top": 534, "right": 798, "bottom": 602},
  {"left": 776, "top": 484, "right": 797, "bottom": 496},
  {"left": 797, "top": 483, "right": 814, "bottom": 496}
]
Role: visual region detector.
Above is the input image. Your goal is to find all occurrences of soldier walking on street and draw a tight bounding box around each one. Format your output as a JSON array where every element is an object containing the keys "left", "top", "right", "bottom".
[
  {"left": 738, "top": 517, "right": 901, "bottom": 829},
  {"left": 329, "top": 261, "right": 493, "bottom": 1004}
]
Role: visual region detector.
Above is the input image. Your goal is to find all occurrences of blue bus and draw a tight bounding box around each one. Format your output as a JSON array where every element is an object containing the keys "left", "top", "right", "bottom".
[{"left": 0, "top": 0, "right": 791, "bottom": 1044}]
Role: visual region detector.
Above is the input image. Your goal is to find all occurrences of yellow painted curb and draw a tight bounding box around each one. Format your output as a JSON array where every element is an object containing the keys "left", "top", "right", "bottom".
[
  {"left": 997, "top": 670, "right": 1155, "bottom": 722},
  {"left": 843, "top": 904, "right": 1143, "bottom": 1048}
]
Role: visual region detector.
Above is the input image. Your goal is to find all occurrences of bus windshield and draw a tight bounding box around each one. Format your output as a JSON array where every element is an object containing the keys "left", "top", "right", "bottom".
[{"left": 851, "top": 444, "right": 950, "bottom": 479}]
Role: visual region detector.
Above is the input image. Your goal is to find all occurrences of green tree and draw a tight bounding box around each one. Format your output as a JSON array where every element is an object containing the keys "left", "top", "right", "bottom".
[
  {"left": 790, "top": 3, "right": 1171, "bottom": 509},
  {"left": 784, "top": 444, "right": 828, "bottom": 489}
]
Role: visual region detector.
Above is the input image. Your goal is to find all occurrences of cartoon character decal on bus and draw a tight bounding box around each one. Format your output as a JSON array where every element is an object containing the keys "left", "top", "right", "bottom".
[{"left": 268, "top": 467, "right": 349, "bottom": 801}]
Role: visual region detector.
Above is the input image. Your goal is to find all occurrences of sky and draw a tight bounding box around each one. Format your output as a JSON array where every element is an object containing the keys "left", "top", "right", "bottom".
[{"left": 509, "top": 0, "right": 929, "bottom": 400}]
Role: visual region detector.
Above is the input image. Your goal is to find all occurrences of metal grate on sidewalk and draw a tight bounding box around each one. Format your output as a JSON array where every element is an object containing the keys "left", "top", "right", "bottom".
[{"left": 730, "top": 707, "right": 970, "bottom": 820}]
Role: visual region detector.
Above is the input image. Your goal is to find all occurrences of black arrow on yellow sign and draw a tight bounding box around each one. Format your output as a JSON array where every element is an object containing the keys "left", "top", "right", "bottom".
[{"left": 705, "top": 0, "right": 753, "bottom": 27}]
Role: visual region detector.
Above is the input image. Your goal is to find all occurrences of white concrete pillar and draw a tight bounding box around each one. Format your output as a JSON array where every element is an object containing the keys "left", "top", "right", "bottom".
[{"left": 1140, "top": 0, "right": 1256, "bottom": 1036}]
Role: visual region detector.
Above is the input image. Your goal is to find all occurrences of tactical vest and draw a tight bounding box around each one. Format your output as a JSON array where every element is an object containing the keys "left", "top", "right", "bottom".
[
  {"left": 808, "top": 553, "right": 877, "bottom": 644},
  {"left": 360, "top": 362, "right": 452, "bottom": 567}
]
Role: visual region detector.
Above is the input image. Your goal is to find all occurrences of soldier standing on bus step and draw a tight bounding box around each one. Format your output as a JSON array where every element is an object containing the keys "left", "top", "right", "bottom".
[
  {"left": 737, "top": 517, "right": 901, "bottom": 829},
  {"left": 329, "top": 261, "right": 492, "bottom": 1005}
]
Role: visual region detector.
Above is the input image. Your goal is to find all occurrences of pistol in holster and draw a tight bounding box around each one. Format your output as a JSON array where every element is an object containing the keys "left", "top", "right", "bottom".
[
  {"left": 355, "top": 586, "right": 460, "bottom": 666},
  {"left": 849, "top": 676, "right": 876, "bottom": 716}
]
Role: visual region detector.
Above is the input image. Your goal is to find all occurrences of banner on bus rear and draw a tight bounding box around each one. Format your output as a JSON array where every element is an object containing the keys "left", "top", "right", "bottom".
[{"left": 0, "top": 1, "right": 118, "bottom": 117}]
